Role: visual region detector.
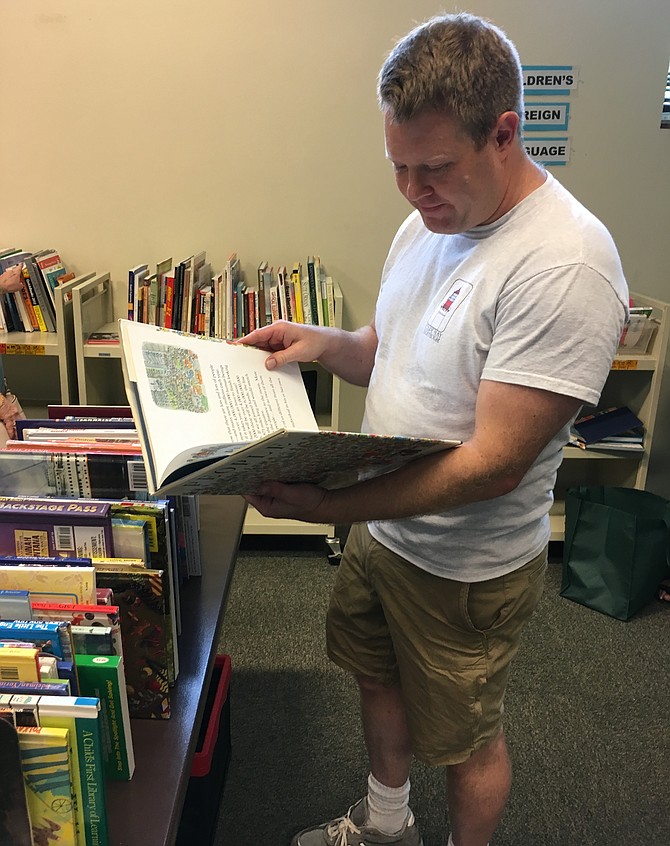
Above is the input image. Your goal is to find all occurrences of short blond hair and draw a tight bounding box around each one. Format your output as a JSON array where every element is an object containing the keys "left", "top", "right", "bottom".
[{"left": 378, "top": 12, "right": 524, "bottom": 148}]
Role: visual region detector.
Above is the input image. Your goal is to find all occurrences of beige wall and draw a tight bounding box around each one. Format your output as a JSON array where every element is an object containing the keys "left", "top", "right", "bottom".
[{"left": 1, "top": 1, "right": 669, "bottom": 487}]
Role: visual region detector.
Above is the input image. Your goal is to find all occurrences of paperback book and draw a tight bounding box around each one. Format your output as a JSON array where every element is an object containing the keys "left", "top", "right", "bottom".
[{"left": 119, "top": 319, "right": 459, "bottom": 496}]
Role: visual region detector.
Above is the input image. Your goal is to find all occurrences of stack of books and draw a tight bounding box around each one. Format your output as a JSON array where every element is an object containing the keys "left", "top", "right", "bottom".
[{"left": 568, "top": 406, "right": 645, "bottom": 452}]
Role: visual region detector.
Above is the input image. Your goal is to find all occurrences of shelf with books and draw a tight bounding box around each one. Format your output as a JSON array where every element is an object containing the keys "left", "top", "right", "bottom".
[
  {"left": 551, "top": 291, "right": 669, "bottom": 541},
  {"left": 0, "top": 273, "right": 95, "bottom": 414}
]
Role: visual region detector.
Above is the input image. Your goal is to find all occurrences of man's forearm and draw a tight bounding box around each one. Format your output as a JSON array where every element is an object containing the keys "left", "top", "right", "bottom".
[{"left": 316, "top": 325, "right": 377, "bottom": 387}]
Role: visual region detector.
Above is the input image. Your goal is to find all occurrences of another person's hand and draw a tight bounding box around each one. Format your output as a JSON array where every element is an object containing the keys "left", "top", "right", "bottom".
[
  {"left": 237, "top": 320, "right": 332, "bottom": 370},
  {"left": 244, "top": 481, "right": 330, "bottom": 522},
  {"left": 0, "top": 264, "right": 24, "bottom": 295},
  {"left": 0, "top": 391, "right": 20, "bottom": 440}
]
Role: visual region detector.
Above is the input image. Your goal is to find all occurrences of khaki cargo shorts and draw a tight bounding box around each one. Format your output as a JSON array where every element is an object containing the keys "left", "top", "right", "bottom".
[{"left": 326, "top": 523, "right": 547, "bottom": 766}]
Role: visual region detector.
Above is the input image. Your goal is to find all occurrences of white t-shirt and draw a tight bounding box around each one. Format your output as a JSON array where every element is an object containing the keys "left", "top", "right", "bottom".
[{"left": 364, "top": 172, "right": 628, "bottom": 581}]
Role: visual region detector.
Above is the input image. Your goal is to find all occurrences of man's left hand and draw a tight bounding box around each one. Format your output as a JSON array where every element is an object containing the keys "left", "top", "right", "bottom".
[{"left": 244, "top": 482, "right": 330, "bottom": 522}]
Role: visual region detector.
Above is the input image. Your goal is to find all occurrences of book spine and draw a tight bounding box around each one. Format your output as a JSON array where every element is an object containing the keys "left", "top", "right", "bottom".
[
  {"left": 306, "top": 256, "right": 321, "bottom": 325},
  {"left": 27, "top": 257, "right": 57, "bottom": 331},
  {"left": 20, "top": 265, "right": 44, "bottom": 331}
]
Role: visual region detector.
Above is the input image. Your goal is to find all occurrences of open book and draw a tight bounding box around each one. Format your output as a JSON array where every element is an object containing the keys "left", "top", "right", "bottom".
[{"left": 118, "top": 319, "right": 460, "bottom": 496}]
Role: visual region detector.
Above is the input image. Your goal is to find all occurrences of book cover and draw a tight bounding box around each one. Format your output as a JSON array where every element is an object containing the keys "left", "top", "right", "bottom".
[
  {"left": 0, "top": 716, "right": 34, "bottom": 846},
  {"left": 573, "top": 406, "right": 644, "bottom": 445},
  {"left": 0, "top": 449, "right": 149, "bottom": 499},
  {"left": 0, "top": 497, "right": 113, "bottom": 559},
  {"left": 36, "top": 695, "right": 109, "bottom": 846},
  {"left": 31, "top": 602, "right": 123, "bottom": 660},
  {"left": 17, "top": 724, "right": 78, "bottom": 846},
  {"left": 119, "top": 319, "right": 459, "bottom": 495},
  {"left": 0, "top": 619, "right": 74, "bottom": 661},
  {"left": 74, "top": 654, "right": 135, "bottom": 780},
  {"left": 109, "top": 499, "right": 179, "bottom": 672},
  {"left": 71, "top": 626, "right": 115, "bottom": 656},
  {"left": 0, "top": 646, "right": 41, "bottom": 682},
  {"left": 47, "top": 405, "right": 134, "bottom": 420},
  {"left": 93, "top": 566, "right": 171, "bottom": 719},
  {"left": 0, "top": 564, "right": 97, "bottom": 605}
]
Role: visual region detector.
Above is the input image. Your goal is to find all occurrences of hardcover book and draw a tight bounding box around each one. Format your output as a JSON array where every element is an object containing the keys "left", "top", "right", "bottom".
[
  {"left": 35, "top": 695, "right": 109, "bottom": 846},
  {"left": 75, "top": 653, "right": 135, "bottom": 780},
  {"left": 94, "top": 566, "right": 171, "bottom": 719},
  {"left": 16, "top": 724, "right": 78, "bottom": 846},
  {"left": 0, "top": 562, "right": 97, "bottom": 605},
  {"left": 118, "top": 319, "right": 459, "bottom": 496},
  {"left": 0, "top": 619, "right": 74, "bottom": 660},
  {"left": 0, "top": 448, "right": 149, "bottom": 499},
  {"left": 573, "top": 406, "right": 644, "bottom": 445},
  {"left": 31, "top": 602, "right": 123, "bottom": 659},
  {"left": 0, "top": 716, "right": 34, "bottom": 846},
  {"left": 0, "top": 497, "right": 114, "bottom": 559}
]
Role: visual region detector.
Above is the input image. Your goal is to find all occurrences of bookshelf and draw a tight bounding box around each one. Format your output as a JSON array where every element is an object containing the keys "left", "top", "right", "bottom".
[
  {"left": 72, "top": 272, "right": 127, "bottom": 405},
  {"left": 105, "top": 494, "right": 246, "bottom": 846},
  {"left": 0, "top": 274, "right": 94, "bottom": 415},
  {"left": 550, "top": 291, "right": 670, "bottom": 540}
]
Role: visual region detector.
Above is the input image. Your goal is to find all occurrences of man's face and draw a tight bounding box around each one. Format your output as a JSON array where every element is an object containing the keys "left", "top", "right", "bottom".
[{"left": 384, "top": 109, "right": 512, "bottom": 234}]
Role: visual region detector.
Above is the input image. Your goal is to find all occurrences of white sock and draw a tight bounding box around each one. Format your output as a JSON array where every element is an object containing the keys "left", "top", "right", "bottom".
[{"left": 366, "top": 772, "right": 411, "bottom": 834}]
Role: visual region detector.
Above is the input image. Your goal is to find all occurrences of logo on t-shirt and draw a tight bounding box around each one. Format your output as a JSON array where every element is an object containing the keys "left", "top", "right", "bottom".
[{"left": 424, "top": 279, "right": 472, "bottom": 342}]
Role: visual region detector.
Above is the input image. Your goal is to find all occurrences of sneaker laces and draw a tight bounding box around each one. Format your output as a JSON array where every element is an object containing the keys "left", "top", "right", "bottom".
[{"left": 325, "top": 806, "right": 362, "bottom": 846}]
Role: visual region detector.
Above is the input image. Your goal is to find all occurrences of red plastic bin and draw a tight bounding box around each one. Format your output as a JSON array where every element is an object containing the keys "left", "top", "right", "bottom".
[{"left": 191, "top": 653, "right": 231, "bottom": 777}]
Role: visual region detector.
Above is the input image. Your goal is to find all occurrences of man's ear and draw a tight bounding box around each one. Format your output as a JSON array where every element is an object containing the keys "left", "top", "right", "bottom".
[{"left": 493, "top": 111, "right": 520, "bottom": 152}]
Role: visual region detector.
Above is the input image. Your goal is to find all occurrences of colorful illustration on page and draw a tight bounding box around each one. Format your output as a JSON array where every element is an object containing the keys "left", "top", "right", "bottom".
[{"left": 141, "top": 342, "right": 209, "bottom": 413}]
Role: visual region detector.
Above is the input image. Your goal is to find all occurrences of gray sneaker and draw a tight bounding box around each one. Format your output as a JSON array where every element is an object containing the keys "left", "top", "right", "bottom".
[{"left": 290, "top": 797, "right": 424, "bottom": 845}]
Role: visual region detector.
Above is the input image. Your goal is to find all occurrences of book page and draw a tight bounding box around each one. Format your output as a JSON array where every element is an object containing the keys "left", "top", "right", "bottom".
[{"left": 119, "top": 320, "right": 318, "bottom": 484}]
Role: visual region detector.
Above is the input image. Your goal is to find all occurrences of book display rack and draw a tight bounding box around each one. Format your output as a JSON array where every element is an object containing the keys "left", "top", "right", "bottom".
[
  {"left": 550, "top": 292, "right": 670, "bottom": 540},
  {"left": 106, "top": 495, "right": 245, "bottom": 845}
]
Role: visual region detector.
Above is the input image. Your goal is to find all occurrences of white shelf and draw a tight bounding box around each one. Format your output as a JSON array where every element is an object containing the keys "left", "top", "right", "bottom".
[
  {"left": 552, "top": 291, "right": 669, "bottom": 541},
  {"left": 0, "top": 273, "right": 96, "bottom": 410}
]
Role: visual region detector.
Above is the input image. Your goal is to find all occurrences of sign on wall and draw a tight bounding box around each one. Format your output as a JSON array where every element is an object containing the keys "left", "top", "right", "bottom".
[{"left": 522, "top": 65, "right": 577, "bottom": 166}]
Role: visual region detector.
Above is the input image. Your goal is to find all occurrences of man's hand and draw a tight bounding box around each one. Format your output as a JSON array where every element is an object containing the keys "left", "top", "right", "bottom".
[
  {"left": 237, "top": 321, "right": 332, "bottom": 370},
  {"left": 0, "top": 264, "right": 24, "bottom": 295},
  {"left": 0, "top": 393, "right": 20, "bottom": 440},
  {"left": 244, "top": 481, "right": 330, "bottom": 522}
]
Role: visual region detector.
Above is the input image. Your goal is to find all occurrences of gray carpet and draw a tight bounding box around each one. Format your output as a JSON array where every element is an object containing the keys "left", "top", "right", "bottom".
[{"left": 215, "top": 540, "right": 669, "bottom": 845}]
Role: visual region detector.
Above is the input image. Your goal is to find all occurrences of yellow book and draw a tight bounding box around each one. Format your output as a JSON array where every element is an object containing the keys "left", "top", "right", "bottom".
[
  {"left": 0, "top": 646, "right": 41, "bottom": 681},
  {"left": 17, "top": 724, "right": 78, "bottom": 846}
]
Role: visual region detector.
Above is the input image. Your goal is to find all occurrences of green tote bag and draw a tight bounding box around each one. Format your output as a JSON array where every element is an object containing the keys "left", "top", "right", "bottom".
[{"left": 561, "top": 485, "right": 670, "bottom": 620}]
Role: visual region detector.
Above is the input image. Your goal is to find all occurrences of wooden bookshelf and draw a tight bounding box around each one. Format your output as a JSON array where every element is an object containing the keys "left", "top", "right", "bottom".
[{"left": 105, "top": 495, "right": 246, "bottom": 846}]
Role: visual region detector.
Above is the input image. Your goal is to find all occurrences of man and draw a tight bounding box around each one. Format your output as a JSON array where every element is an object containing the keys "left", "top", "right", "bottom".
[{"left": 240, "top": 12, "right": 628, "bottom": 846}]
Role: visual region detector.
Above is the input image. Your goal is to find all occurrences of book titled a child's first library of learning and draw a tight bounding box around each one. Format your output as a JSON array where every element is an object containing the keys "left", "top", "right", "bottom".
[{"left": 118, "top": 319, "right": 460, "bottom": 496}]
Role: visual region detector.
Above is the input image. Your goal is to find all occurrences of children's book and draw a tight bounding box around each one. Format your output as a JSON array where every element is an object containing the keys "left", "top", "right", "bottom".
[
  {"left": 75, "top": 653, "right": 135, "bottom": 780},
  {"left": 31, "top": 601, "right": 123, "bottom": 659},
  {"left": 0, "top": 619, "right": 75, "bottom": 660},
  {"left": 118, "top": 319, "right": 459, "bottom": 496},
  {"left": 94, "top": 566, "right": 171, "bottom": 720},
  {"left": 17, "top": 724, "right": 78, "bottom": 846},
  {"left": 0, "top": 497, "right": 114, "bottom": 559},
  {"left": 34, "top": 695, "right": 109, "bottom": 846},
  {"left": 0, "top": 716, "right": 34, "bottom": 846},
  {"left": 0, "top": 646, "right": 41, "bottom": 682},
  {"left": 0, "top": 562, "right": 97, "bottom": 605}
]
